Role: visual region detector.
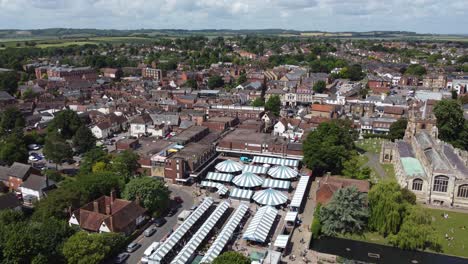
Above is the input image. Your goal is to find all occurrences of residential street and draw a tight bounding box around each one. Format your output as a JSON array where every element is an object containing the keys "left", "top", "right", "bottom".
[{"left": 125, "top": 184, "right": 195, "bottom": 264}]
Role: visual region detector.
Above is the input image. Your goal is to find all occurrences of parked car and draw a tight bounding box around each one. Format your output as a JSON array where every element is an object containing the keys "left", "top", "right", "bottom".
[
  {"left": 174, "top": 196, "right": 183, "bottom": 204},
  {"left": 167, "top": 208, "right": 177, "bottom": 217},
  {"left": 27, "top": 144, "right": 41, "bottom": 150},
  {"left": 190, "top": 205, "right": 198, "bottom": 211},
  {"left": 153, "top": 218, "right": 166, "bottom": 227},
  {"left": 115, "top": 253, "right": 129, "bottom": 263},
  {"left": 126, "top": 242, "right": 141, "bottom": 253},
  {"left": 144, "top": 225, "right": 157, "bottom": 237}
]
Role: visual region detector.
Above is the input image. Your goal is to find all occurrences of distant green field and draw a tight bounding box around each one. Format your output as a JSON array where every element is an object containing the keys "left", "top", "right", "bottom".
[{"left": 37, "top": 41, "right": 97, "bottom": 48}]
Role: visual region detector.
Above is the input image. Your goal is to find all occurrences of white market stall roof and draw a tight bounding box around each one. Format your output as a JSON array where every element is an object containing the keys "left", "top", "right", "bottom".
[
  {"left": 253, "top": 188, "right": 288, "bottom": 206},
  {"left": 284, "top": 211, "right": 298, "bottom": 222},
  {"left": 200, "top": 181, "right": 218, "bottom": 188},
  {"left": 200, "top": 203, "right": 249, "bottom": 263},
  {"left": 233, "top": 172, "right": 264, "bottom": 188},
  {"left": 252, "top": 156, "right": 299, "bottom": 167},
  {"left": 171, "top": 200, "right": 230, "bottom": 264},
  {"left": 149, "top": 197, "right": 214, "bottom": 263},
  {"left": 216, "top": 184, "right": 229, "bottom": 195},
  {"left": 273, "top": 234, "right": 290, "bottom": 249},
  {"left": 229, "top": 188, "right": 253, "bottom": 200},
  {"left": 215, "top": 159, "right": 244, "bottom": 173},
  {"left": 290, "top": 176, "right": 311, "bottom": 209},
  {"left": 243, "top": 164, "right": 269, "bottom": 175},
  {"left": 243, "top": 206, "right": 278, "bottom": 243},
  {"left": 206, "top": 172, "right": 233, "bottom": 183},
  {"left": 268, "top": 165, "right": 298, "bottom": 180},
  {"left": 262, "top": 178, "right": 291, "bottom": 190}
]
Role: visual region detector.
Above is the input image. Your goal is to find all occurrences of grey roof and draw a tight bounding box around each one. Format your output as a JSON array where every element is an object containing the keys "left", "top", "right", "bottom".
[
  {"left": 0, "top": 166, "right": 9, "bottom": 182},
  {"left": 9, "top": 162, "right": 31, "bottom": 180},
  {"left": 20, "top": 174, "right": 56, "bottom": 191},
  {"left": 443, "top": 145, "right": 468, "bottom": 176},
  {"left": 150, "top": 113, "right": 180, "bottom": 126},
  {"left": 397, "top": 141, "right": 414, "bottom": 158},
  {"left": 0, "top": 91, "right": 15, "bottom": 101},
  {"left": 424, "top": 148, "right": 450, "bottom": 171},
  {"left": 415, "top": 132, "right": 434, "bottom": 150}
]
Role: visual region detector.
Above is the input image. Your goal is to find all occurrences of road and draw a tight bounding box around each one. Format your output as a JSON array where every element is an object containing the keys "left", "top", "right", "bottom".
[{"left": 126, "top": 184, "right": 195, "bottom": 264}]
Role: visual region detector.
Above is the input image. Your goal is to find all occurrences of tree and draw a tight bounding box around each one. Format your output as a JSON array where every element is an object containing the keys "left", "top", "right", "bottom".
[
  {"left": 92, "top": 161, "right": 107, "bottom": 172},
  {"left": 212, "top": 251, "right": 250, "bottom": 264},
  {"left": 21, "top": 87, "right": 38, "bottom": 100},
  {"left": 110, "top": 150, "right": 140, "bottom": 182},
  {"left": 44, "top": 169, "right": 64, "bottom": 183},
  {"left": 207, "top": 75, "right": 224, "bottom": 89},
  {"left": 405, "top": 64, "right": 426, "bottom": 76},
  {"left": 43, "top": 132, "right": 73, "bottom": 168},
  {"left": 433, "top": 100, "right": 467, "bottom": 150},
  {"left": 123, "top": 177, "right": 170, "bottom": 217},
  {"left": 388, "top": 206, "right": 441, "bottom": 251},
  {"left": 0, "top": 71, "right": 18, "bottom": 94},
  {"left": 313, "top": 80, "right": 326, "bottom": 93},
  {"left": 303, "top": 120, "right": 356, "bottom": 175},
  {"left": 0, "top": 130, "right": 28, "bottom": 165},
  {"left": 0, "top": 106, "right": 25, "bottom": 135},
  {"left": 311, "top": 204, "right": 322, "bottom": 239},
  {"left": 251, "top": 97, "right": 265, "bottom": 107},
  {"left": 341, "top": 64, "right": 365, "bottom": 81},
  {"left": 388, "top": 118, "right": 408, "bottom": 141},
  {"left": 341, "top": 154, "right": 371, "bottom": 180},
  {"left": 319, "top": 186, "right": 368, "bottom": 236},
  {"left": 185, "top": 79, "right": 198, "bottom": 89},
  {"left": 62, "top": 231, "right": 125, "bottom": 264},
  {"left": 265, "top": 95, "right": 281, "bottom": 116},
  {"left": 237, "top": 73, "right": 247, "bottom": 85},
  {"left": 368, "top": 182, "right": 415, "bottom": 236},
  {"left": 47, "top": 110, "right": 83, "bottom": 139},
  {"left": 79, "top": 147, "right": 109, "bottom": 174},
  {"left": 72, "top": 125, "right": 96, "bottom": 154}
]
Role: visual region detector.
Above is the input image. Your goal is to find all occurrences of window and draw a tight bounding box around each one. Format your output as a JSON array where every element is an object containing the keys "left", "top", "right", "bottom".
[
  {"left": 433, "top": 176, "right": 449, "bottom": 193},
  {"left": 457, "top": 185, "right": 468, "bottom": 198},
  {"left": 412, "top": 179, "right": 423, "bottom": 191}
]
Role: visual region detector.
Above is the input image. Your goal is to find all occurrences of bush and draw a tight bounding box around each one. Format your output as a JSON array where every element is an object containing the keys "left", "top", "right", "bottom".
[{"left": 311, "top": 204, "right": 322, "bottom": 239}]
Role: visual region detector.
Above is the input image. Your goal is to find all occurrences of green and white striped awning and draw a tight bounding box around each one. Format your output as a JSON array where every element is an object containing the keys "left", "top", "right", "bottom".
[
  {"left": 206, "top": 172, "right": 233, "bottom": 183},
  {"left": 233, "top": 172, "right": 264, "bottom": 188},
  {"left": 229, "top": 188, "right": 253, "bottom": 200},
  {"left": 253, "top": 188, "right": 288, "bottom": 206},
  {"left": 200, "top": 181, "right": 218, "bottom": 188},
  {"left": 215, "top": 159, "right": 244, "bottom": 173},
  {"left": 243, "top": 206, "right": 278, "bottom": 242},
  {"left": 268, "top": 165, "right": 298, "bottom": 180},
  {"left": 243, "top": 165, "right": 268, "bottom": 175},
  {"left": 216, "top": 184, "right": 229, "bottom": 195},
  {"left": 252, "top": 156, "right": 299, "bottom": 167},
  {"left": 262, "top": 178, "right": 291, "bottom": 190}
]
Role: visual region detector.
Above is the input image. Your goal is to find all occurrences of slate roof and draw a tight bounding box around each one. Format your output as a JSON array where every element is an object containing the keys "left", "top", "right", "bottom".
[{"left": 9, "top": 163, "right": 31, "bottom": 180}]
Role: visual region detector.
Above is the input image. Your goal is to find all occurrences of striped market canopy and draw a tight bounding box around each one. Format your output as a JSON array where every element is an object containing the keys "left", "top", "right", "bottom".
[
  {"left": 290, "top": 175, "right": 310, "bottom": 208},
  {"left": 253, "top": 188, "right": 288, "bottom": 206},
  {"left": 268, "top": 165, "right": 298, "bottom": 180},
  {"left": 216, "top": 184, "right": 229, "bottom": 195},
  {"left": 206, "top": 172, "right": 233, "bottom": 183},
  {"left": 200, "top": 181, "right": 218, "bottom": 188},
  {"left": 233, "top": 172, "right": 264, "bottom": 188},
  {"left": 215, "top": 159, "right": 244, "bottom": 173},
  {"left": 274, "top": 234, "right": 290, "bottom": 248},
  {"left": 243, "top": 164, "right": 268, "bottom": 175},
  {"left": 229, "top": 188, "right": 253, "bottom": 200},
  {"left": 243, "top": 206, "right": 278, "bottom": 243},
  {"left": 262, "top": 178, "right": 291, "bottom": 190},
  {"left": 252, "top": 156, "right": 299, "bottom": 167}
]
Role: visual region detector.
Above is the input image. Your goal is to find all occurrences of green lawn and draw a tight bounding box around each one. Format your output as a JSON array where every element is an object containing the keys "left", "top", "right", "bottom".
[
  {"left": 381, "top": 163, "right": 396, "bottom": 181},
  {"left": 341, "top": 208, "right": 468, "bottom": 259}
]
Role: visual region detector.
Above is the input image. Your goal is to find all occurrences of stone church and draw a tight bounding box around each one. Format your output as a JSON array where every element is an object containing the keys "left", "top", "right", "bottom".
[{"left": 381, "top": 105, "right": 468, "bottom": 209}]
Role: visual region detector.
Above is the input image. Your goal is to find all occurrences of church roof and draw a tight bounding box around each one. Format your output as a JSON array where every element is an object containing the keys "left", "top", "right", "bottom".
[{"left": 401, "top": 157, "right": 426, "bottom": 177}]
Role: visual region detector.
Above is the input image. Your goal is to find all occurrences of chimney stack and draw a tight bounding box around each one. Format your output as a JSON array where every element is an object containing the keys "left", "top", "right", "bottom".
[
  {"left": 93, "top": 201, "right": 99, "bottom": 213},
  {"left": 110, "top": 189, "right": 116, "bottom": 204},
  {"left": 106, "top": 204, "right": 112, "bottom": 215}
]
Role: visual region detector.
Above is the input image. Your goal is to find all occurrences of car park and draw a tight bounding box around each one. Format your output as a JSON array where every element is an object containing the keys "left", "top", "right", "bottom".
[
  {"left": 114, "top": 253, "right": 129, "bottom": 263},
  {"left": 126, "top": 242, "right": 141, "bottom": 253},
  {"left": 144, "top": 225, "right": 157, "bottom": 237}
]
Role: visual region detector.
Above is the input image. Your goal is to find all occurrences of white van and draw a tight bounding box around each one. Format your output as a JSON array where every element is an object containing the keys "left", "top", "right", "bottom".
[
  {"left": 177, "top": 210, "right": 192, "bottom": 224},
  {"left": 141, "top": 242, "right": 160, "bottom": 263}
]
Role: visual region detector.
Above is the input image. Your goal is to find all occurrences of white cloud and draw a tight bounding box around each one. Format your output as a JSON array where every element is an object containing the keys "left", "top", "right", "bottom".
[{"left": 0, "top": 0, "right": 466, "bottom": 33}]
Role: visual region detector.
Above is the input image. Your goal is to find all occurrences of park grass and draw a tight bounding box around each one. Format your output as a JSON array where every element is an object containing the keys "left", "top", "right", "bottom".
[
  {"left": 340, "top": 208, "right": 468, "bottom": 259},
  {"left": 37, "top": 41, "right": 97, "bottom": 48}
]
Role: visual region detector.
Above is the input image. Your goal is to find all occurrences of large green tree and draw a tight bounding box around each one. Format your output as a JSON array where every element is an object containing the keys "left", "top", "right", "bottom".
[
  {"left": 123, "top": 177, "right": 170, "bottom": 217},
  {"left": 341, "top": 154, "right": 371, "bottom": 180},
  {"left": 47, "top": 110, "right": 83, "bottom": 139},
  {"left": 433, "top": 100, "right": 467, "bottom": 150},
  {"left": 388, "top": 206, "right": 441, "bottom": 251},
  {"left": 212, "top": 251, "right": 250, "bottom": 264},
  {"left": 388, "top": 118, "right": 408, "bottom": 141},
  {"left": 319, "top": 186, "right": 369, "bottom": 236},
  {"left": 265, "top": 95, "right": 281, "bottom": 116},
  {"left": 62, "top": 231, "right": 124, "bottom": 264},
  {"left": 251, "top": 97, "right": 265, "bottom": 107},
  {"left": 0, "top": 131, "right": 28, "bottom": 165},
  {"left": 368, "top": 182, "right": 415, "bottom": 236},
  {"left": 303, "top": 120, "right": 356, "bottom": 175},
  {"left": 72, "top": 125, "right": 96, "bottom": 154},
  {"left": 43, "top": 132, "right": 73, "bottom": 168},
  {"left": 405, "top": 64, "right": 427, "bottom": 76},
  {"left": 79, "top": 147, "right": 110, "bottom": 175},
  {"left": 313, "top": 80, "right": 327, "bottom": 93},
  {"left": 0, "top": 106, "right": 25, "bottom": 135},
  {"left": 207, "top": 75, "right": 224, "bottom": 89},
  {"left": 0, "top": 71, "right": 18, "bottom": 94},
  {"left": 110, "top": 150, "right": 140, "bottom": 182}
]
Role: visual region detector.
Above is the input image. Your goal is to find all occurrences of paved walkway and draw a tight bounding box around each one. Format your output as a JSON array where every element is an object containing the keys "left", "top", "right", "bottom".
[
  {"left": 364, "top": 152, "right": 387, "bottom": 179},
  {"left": 286, "top": 180, "right": 319, "bottom": 264}
]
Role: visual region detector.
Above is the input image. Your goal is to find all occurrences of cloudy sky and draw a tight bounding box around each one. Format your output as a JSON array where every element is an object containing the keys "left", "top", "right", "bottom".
[{"left": 0, "top": 0, "right": 466, "bottom": 34}]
